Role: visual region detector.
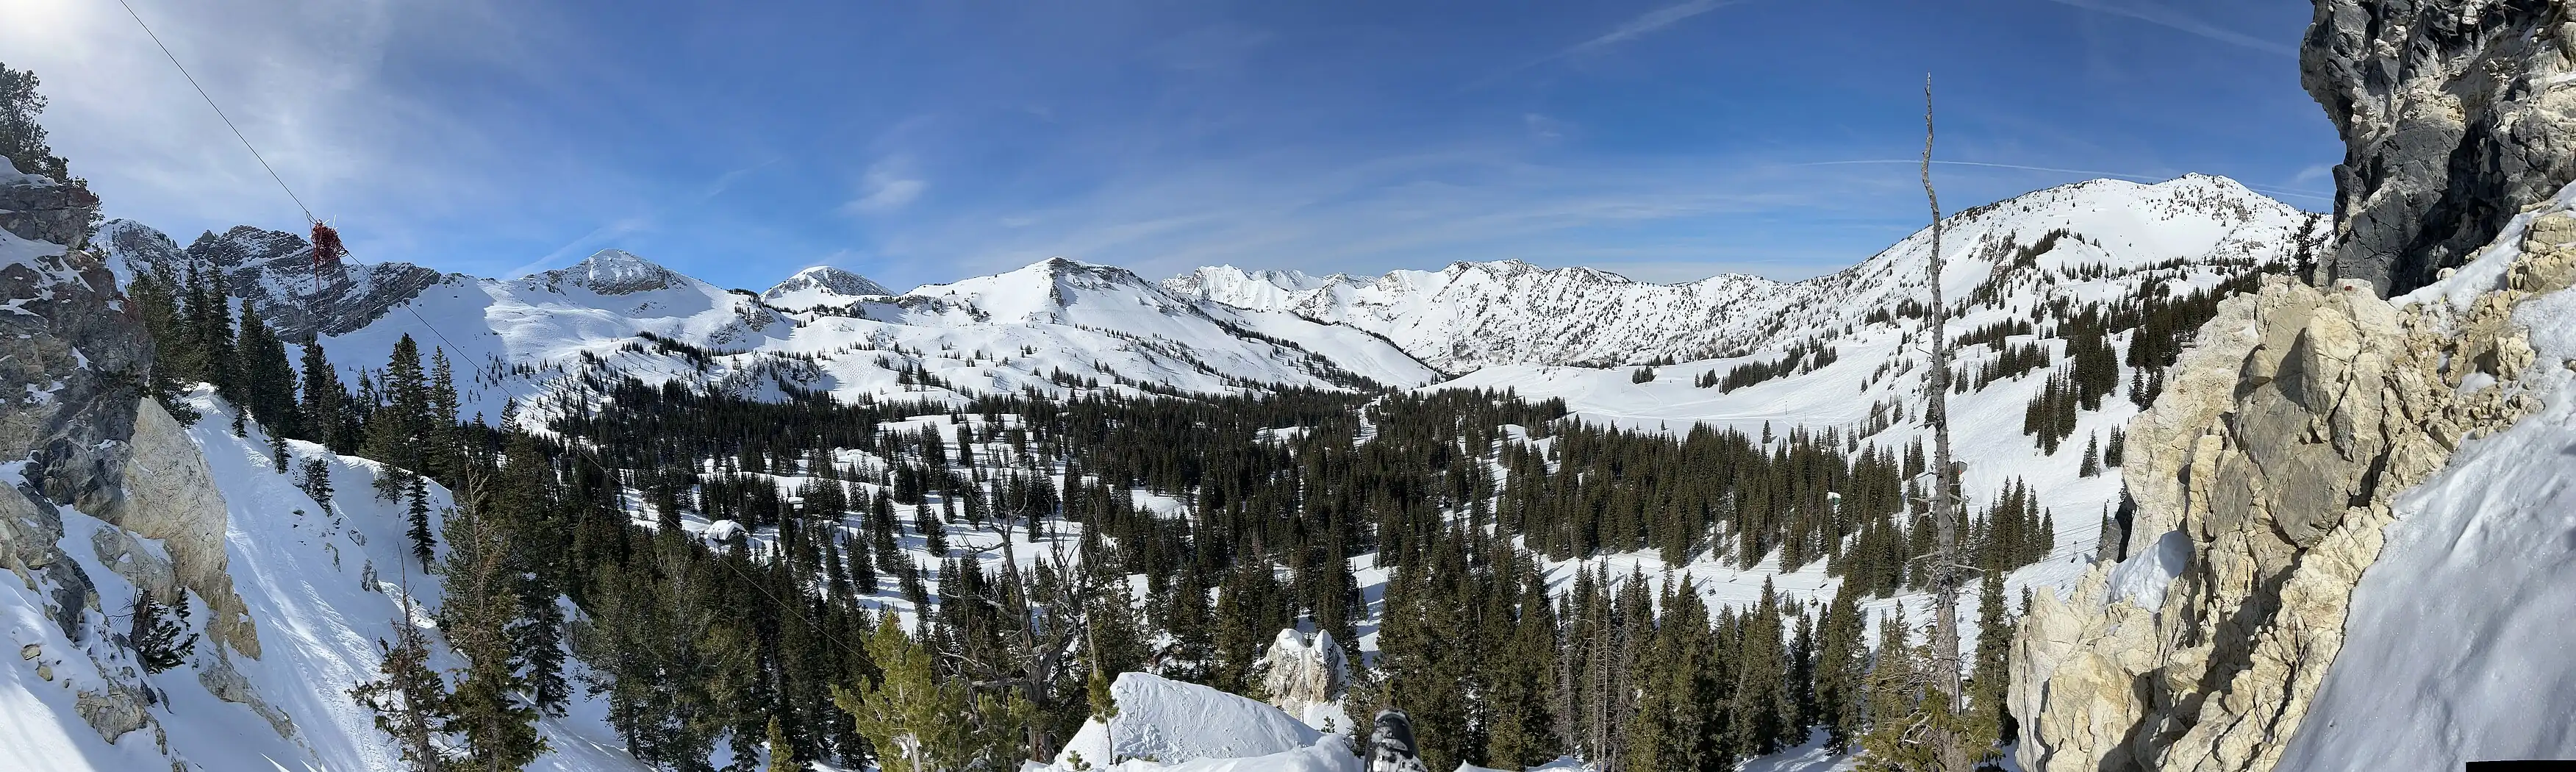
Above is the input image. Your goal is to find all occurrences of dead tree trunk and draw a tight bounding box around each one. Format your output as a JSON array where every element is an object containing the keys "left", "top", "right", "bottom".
[{"left": 1920, "top": 74, "right": 1971, "bottom": 772}]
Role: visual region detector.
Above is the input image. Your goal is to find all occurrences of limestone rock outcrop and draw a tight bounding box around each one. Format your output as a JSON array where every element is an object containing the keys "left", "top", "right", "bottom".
[
  {"left": 2302, "top": 0, "right": 2576, "bottom": 296},
  {"left": 1259, "top": 628, "right": 1350, "bottom": 721},
  {"left": 100, "top": 399, "right": 258, "bottom": 657},
  {"left": 2009, "top": 207, "right": 2574, "bottom": 772}
]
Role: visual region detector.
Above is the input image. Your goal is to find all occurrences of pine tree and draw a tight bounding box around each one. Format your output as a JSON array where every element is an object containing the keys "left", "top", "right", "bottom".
[
  {"left": 834, "top": 615, "right": 1029, "bottom": 772},
  {"left": 299, "top": 458, "right": 335, "bottom": 507},
  {"left": 1815, "top": 585, "right": 1867, "bottom": 752},
  {"left": 428, "top": 348, "right": 462, "bottom": 480},
  {"left": 440, "top": 469, "right": 548, "bottom": 770},
  {"left": 126, "top": 264, "right": 199, "bottom": 423},
  {"left": 351, "top": 592, "right": 455, "bottom": 772},
  {"left": 127, "top": 591, "right": 198, "bottom": 673},
  {"left": 407, "top": 474, "right": 437, "bottom": 566},
  {"left": 298, "top": 341, "right": 348, "bottom": 449},
  {"left": 2078, "top": 435, "right": 2101, "bottom": 478},
  {"left": 1729, "top": 579, "right": 1792, "bottom": 757},
  {"left": 235, "top": 300, "right": 300, "bottom": 438},
  {"left": 765, "top": 715, "right": 796, "bottom": 772},
  {"left": 1967, "top": 569, "right": 2014, "bottom": 758}
]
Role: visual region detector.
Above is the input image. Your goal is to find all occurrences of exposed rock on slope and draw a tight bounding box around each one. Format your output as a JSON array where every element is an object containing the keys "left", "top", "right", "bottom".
[
  {"left": 0, "top": 160, "right": 146, "bottom": 621},
  {"left": 2010, "top": 6, "right": 2576, "bottom": 771},
  {"left": 96, "top": 221, "right": 448, "bottom": 339},
  {"left": 2302, "top": 0, "right": 2576, "bottom": 296},
  {"left": 763, "top": 265, "right": 892, "bottom": 307},
  {"left": 0, "top": 160, "right": 168, "bottom": 746},
  {"left": 2011, "top": 171, "right": 2576, "bottom": 772}
]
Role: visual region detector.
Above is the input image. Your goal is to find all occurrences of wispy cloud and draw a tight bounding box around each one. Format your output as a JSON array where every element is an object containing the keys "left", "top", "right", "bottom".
[
  {"left": 844, "top": 160, "right": 926, "bottom": 215},
  {"left": 1475, "top": 0, "right": 1742, "bottom": 86},
  {"left": 2036, "top": 0, "right": 2295, "bottom": 57},
  {"left": 1561, "top": 0, "right": 1736, "bottom": 59}
]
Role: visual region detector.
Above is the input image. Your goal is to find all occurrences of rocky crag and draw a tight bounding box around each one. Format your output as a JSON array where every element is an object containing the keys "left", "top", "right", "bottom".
[
  {"left": 1, "top": 160, "right": 270, "bottom": 749},
  {"left": 2303, "top": 0, "right": 2576, "bottom": 296},
  {"left": 2010, "top": 1, "right": 2576, "bottom": 770},
  {"left": 96, "top": 220, "right": 448, "bottom": 340}
]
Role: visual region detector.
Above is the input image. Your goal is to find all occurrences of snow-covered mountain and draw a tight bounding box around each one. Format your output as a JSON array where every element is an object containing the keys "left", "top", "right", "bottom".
[
  {"left": 762, "top": 265, "right": 894, "bottom": 307},
  {"left": 95, "top": 237, "right": 1447, "bottom": 426},
  {"left": 1170, "top": 174, "right": 2314, "bottom": 371}
]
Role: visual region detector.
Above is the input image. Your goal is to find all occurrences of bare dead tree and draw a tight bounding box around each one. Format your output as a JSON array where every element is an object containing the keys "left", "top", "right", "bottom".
[
  {"left": 1918, "top": 73, "right": 1972, "bottom": 772},
  {"left": 948, "top": 462, "right": 1095, "bottom": 763}
]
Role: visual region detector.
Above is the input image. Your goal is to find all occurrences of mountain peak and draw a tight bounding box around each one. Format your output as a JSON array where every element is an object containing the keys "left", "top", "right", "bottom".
[
  {"left": 765, "top": 265, "right": 891, "bottom": 304},
  {"left": 535, "top": 249, "right": 687, "bottom": 295}
]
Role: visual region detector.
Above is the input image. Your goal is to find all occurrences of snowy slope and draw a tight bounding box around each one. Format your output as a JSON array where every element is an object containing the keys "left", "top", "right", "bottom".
[
  {"left": 1390, "top": 178, "right": 2316, "bottom": 627},
  {"left": 0, "top": 391, "right": 645, "bottom": 772},
  {"left": 1172, "top": 175, "right": 2311, "bottom": 372}
]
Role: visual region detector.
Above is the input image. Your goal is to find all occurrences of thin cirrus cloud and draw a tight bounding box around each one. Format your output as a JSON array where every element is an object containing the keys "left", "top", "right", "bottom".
[
  {"left": 844, "top": 164, "right": 928, "bottom": 215},
  {"left": 2034, "top": 0, "right": 2296, "bottom": 57},
  {"left": 1474, "top": 0, "right": 1743, "bottom": 85}
]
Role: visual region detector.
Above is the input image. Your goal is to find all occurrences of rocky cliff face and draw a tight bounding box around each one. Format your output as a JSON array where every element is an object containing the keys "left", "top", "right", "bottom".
[
  {"left": 2303, "top": 0, "right": 2576, "bottom": 296},
  {"left": 96, "top": 220, "right": 448, "bottom": 340},
  {"left": 2013, "top": 4, "right": 2576, "bottom": 768},
  {"left": 0, "top": 160, "right": 148, "bottom": 623}
]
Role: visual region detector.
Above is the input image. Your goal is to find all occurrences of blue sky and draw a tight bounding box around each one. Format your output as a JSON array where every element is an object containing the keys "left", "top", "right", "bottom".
[{"left": 8, "top": 0, "right": 2334, "bottom": 288}]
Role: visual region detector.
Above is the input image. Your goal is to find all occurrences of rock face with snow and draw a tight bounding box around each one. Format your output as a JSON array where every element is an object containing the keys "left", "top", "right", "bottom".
[
  {"left": 763, "top": 265, "right": 892, "bottom": 307},
  {"left": 1173, "top": 176, "right": 2317, "bottom": 371},
  {"left": 2008, "top": 265, "right": 2540, "bottom": 772},
  {"left": 2013, "top": 5, "right": 2576, "bottom": 766},
  {"left": 534, "top": 248, "right": 693, "bottom": 296},
  {"left": 96, "top": 220, "right": 449, "bottom": 338},
  {"left": 1259, "top": 629, "right": 1350, "bottom": 724},
  {"left": 0, "top": 160, "right": 172, "bottom": 748},
  {"left": 0, "top": 160, "right": 146, "bottom": 626},
  {"left": 2301, "top": 0, "right": 2576, "bottom": 296}
]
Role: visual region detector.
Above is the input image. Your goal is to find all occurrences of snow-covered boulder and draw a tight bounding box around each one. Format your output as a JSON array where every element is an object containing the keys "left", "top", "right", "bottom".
[{"left": 1048, "top": 672, "right": 1357, "bottom": 772}]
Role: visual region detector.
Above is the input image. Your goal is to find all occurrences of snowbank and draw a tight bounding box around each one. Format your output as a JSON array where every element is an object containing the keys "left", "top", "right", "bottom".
[{"left": 1049, "top": 672, "right": 1357, "bottom": 772}]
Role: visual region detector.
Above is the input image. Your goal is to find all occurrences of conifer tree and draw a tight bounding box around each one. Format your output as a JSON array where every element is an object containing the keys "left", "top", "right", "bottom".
[
  {"left": 235, "top": 300, "right": 300, "bottom": 437},
  {"left": 127, "top": 591, "right": 197, "bottom": 673},
  {"left": 300, "top": 458, "right": 335, "bottom": 508},
  {"left": 834, "top": 615, "right": 1029, "bottom": 772},
  {"left": 1967, "top": 569, "right": 2014, "bottom": 757},
  {"left": 765, "top": 715, "right": 795, "bottom": 772},
  {"left": 439, "top": 468, "right": 547, "bottom": 770},
  {"left": 299, "top": 340, "right": 350, "bottom": 451},
  {"left": 352, "top": 590, "right": 455, "bottom": 772},
  {"left": 126, "top": 264, "right": 200, "bottom": 423},
  {"left": 407, "top": 474, "right": 437, "bottom": 566},
  {"left": 1815, "top": 585, "right": 1867, "bottom": 752}
]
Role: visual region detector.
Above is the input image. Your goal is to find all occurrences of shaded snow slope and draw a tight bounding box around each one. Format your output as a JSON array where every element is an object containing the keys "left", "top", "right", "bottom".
[{"left": 1173, "top": 175, "right": 2311, "bottom": 371}]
